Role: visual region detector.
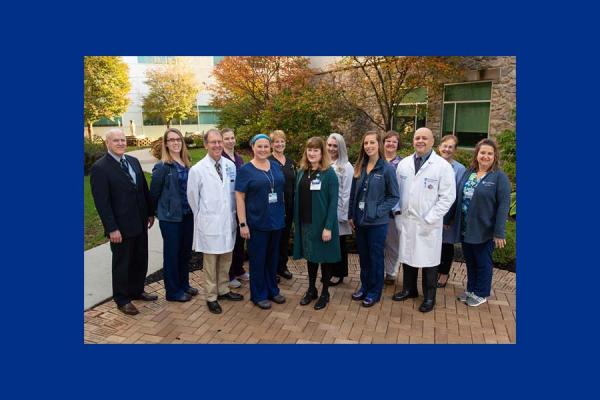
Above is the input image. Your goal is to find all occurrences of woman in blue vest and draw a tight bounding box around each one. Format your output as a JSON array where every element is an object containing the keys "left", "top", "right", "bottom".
[
  {"left": 235, "top": 134, "right": 286, "bottom": 310},
  {"left": 450, "top": 138, "right": 511, "bottom": 307},
  {"left": 348, "top": 131, "right": 400, "bottom": 307},
  {"left": 293, "top": 137, "right": 340, "bottom": 310},
  {"left": 149, "top": 128, "right": 199, "bottom": 302}
]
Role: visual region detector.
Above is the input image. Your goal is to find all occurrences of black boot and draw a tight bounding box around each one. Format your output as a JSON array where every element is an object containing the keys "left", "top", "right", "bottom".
[
  {"left": 300, "top": 287, "right": 318, "bottom": 306},
  {"left": 314, "top": 292, "right": 330, "bottom": 310}
]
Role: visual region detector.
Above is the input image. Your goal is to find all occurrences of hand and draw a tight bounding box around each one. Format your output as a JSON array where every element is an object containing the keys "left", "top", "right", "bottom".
[
  {"left": 494, "top": 237, "right": 506, "bottom": 249},
  {"left": 394, "top": 214, "right": 402, "bottom": 232},
  {"left": 322, "top": 229, "right": 332, "bottom": 242},
  {"left": 148, "top": 216, "right": 155, "bottom": 229},
  {"left": 348, "top": 219, "right": 355, "bottom": 231},
  {"left": 109, "top": 230, "right": 122, "bottom": 243},
  {"left": 240, "top": 226, "right": 250, "bottom": 240}
]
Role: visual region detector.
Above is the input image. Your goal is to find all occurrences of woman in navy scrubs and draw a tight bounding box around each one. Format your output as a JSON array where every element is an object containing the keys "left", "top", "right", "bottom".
[
  {"left": 348, "top": 131, "right": 400, "bottom": 307},
  {"left": 235, "top": 134, "right": 286, "bottom": 310}
]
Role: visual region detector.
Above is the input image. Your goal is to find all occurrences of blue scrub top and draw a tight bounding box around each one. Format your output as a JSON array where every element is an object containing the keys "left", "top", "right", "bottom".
[{"left": 235, "top": 160, "right": 285, "bottom": 231}]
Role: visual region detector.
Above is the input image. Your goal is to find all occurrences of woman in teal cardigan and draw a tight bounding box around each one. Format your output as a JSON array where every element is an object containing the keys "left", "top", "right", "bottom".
[{"left": 293, "top": 137, "right": 340, "bottom": 310}]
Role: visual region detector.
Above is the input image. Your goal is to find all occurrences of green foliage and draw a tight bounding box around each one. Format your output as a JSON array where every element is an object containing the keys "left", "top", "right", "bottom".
[
  {"left": 84, "top": 56, "right": 131, "bottom": 139},
  {"left": 510, "top": 192, "right": 516, "bottom": 218},
  {"left": 492, "top": 219, "right": 516, "bottom": 268},
  {"left": 84, "top": 138, "right": 106, "bottom": 175},
  {"left": 453, "top": 148, "right": 473, "bottom": 169}
]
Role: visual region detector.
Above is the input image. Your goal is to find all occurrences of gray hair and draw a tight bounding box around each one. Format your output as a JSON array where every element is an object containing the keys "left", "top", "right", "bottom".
[
  {"left": 105, "top": 128, "right": 125, "bottom": 141},
  {"left": 327, "top": 133, "right": 349, "bottom": 165},
  {"left": 203, "top": 128, "right": 222, "bottom": 142}
]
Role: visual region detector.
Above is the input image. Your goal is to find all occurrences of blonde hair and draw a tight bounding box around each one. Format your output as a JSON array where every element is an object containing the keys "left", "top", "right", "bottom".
[
  {"left": 161, "top": 128, "right": 191, "bottom": 168},
  {"left": 353, "top": 131, "right": 384, "bottom": 178},
  {"left": 270, "top": 129, "right": 286, "bottom": 142},
  {"left": 299, "top": 137, "right": 331, "bottom": 171}
]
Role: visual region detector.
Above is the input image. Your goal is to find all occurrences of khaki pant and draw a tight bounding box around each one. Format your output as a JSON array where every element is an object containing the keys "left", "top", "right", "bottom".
[{"left": 203, "top": 252, "right": 233, "bottom": 301}]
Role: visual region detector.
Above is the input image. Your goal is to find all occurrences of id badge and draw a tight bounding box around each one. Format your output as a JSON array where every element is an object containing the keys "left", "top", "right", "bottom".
[
  {"left": 359, "top": 201, "right": 365, "bottom": 210},
  {"left": 268, "top": 192, "right": 278, "bottom": 204},
  {"left": 310, "top": 179, "right": 322, "bottom": 191}
]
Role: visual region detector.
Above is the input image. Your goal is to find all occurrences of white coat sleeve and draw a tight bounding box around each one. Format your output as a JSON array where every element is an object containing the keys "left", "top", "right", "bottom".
[
  {"left": 423, "top": 163, "right": 456, "bottom": 225},
  {"left": 186, "top": 167, "right": 202, "bottom": 217},
  {"left": 337, "top": 163, "right": 354, "bottom": 223}
]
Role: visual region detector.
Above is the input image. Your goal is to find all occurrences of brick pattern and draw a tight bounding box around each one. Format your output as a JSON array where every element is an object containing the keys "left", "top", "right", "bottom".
[{"left": 84, "top": 255, "right": 516, "bottom": 344}]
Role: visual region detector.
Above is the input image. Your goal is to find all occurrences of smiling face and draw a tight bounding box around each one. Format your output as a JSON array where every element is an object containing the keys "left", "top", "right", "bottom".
[
  {"left": 363, "top": 134, "right": 379, "bottom": 159},
  {"left": 438, "top": 138, "right": 457, "bottom": 162},
  {"left": 413, "top": 128, "right": 434, "bottom": 157},
  {"left": 477, "top": 144, "right": 496, "bottom": 172},
  {"left": 384, "top": 136, "right": 399, "bottom": 155},
  {"left": 204, "top": 131, "right": 223, "bottom": 161},
  {"left": 165, "top": 131, "right": 183, "bottom": 157},
  {"left": 252, "top": 138, "right": 271, "bottom": 160},
  {"left": 222, "top": 130, "right": 236, "bottom": 152},
  {"left": 306, "top": 146, "right": 322, "bottom": 166},
  {"left": 326, "top": 138, "right": 339, "bottom": 161},
  {"left": 106, "top": 130, "right": 126, "bottom": 157},
  {"left": 272, "top": 137, "right": 286, "bottom": 154}
]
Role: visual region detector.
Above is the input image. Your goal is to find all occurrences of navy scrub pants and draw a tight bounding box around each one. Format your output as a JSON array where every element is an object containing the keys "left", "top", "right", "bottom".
[
  {"left": 247, "top": 229, "right": 282, "bottom": 303},
  {"left": 158, "top": 213, "right": 193, "bottom": 300},
  {"left": 462, "top": 239, "right": 495, "bottom": 298},
  {"left": 355, "top": 223, "right": 388, "bottom": 301}
]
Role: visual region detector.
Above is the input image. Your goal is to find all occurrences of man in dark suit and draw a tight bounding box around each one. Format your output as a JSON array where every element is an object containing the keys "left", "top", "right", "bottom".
[{"left": 90, "top": 129, "right": 156, "bottom": 315}]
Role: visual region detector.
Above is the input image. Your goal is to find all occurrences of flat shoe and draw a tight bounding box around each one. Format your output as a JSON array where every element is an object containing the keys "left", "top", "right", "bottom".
[
  {"left": 166, "top": 293, "right": 192, "bottom": 302},
  {"left": 134, "top": 292, "right": 158, "bottom": 301},
  {"left": 255, "top": 300, "right": 272, "bottom": 310},
  {"left": 217, "top": 292, "right": 244, "bottom": 301},
  {"left": 362, "top": 297, "right": 379, "bottom": 308},
  {"left": 207, "top": 300, "right": 222, "bottom": 314},
  {"left": 117, "top": 302, "right": 139, "bottom": 315},
  {"left": 186, "top": 287, "right": 199, "bottom": 296},
  {"left": 270, "top": 294, "right": 286, "bottom": 304},
  {"left": 314, "top": 294, "right": 329, "bottom": 310}
]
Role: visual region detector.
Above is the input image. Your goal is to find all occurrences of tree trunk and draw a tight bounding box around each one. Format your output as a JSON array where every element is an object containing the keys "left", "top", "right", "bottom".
[
  {"left": 167, "top": 119, "right": 171, "bottom": 129},
  {"left": 87, "top": 122, "right": 93, "bottom": 141}
]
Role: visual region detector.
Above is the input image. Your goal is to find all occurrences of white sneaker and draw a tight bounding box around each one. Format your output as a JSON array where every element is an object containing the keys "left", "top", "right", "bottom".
[
  {"left": 236, "top": 272, "right": 250, "bottom": 281},
  {"left": 229, "top": 279, "right": 242, "bottom": 288},
  {"left": 466, "top": 294, "right": 487, "bottom": 307},
  {"left": 457, "top": 291, "right": 474, "bottom": 303}
]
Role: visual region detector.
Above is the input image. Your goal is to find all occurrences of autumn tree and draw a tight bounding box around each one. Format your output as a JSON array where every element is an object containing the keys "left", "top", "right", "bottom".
[
  {"left": 142, "top": 58, "right": 200, "bottom": 128},
  {"left": 325, "top": 56, "right": 463, "bottom": 131},
  {"left": 84, "top": 56, "right": 131, "bottom": 140}
]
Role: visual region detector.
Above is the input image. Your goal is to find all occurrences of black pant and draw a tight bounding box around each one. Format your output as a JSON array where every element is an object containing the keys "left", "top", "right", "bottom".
[
  {"left": 437, "top": 243, "right": 455, "bottom": 275},
  {"left": 228, "top": 225, "right": 246, "bottom": 280},
  {"left": 277, "top": 221, "right": 293, "bottom": 274},
  {"left": 326, "top": 235, "right": 348, "bottom": 278},
  {"left": 307, "top": 261, "right": 332, "bottom": 296},
  {"left": 402, "top": 264, "right": 438, "bottom": 301},
  {"left": 110, "top": 231, "right": 149, "bottom": 306}
]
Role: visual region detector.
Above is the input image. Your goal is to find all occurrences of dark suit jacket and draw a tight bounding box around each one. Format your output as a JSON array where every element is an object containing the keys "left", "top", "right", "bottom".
[{"left": 90, "top": 154, "right": 154, "bottom": 239}]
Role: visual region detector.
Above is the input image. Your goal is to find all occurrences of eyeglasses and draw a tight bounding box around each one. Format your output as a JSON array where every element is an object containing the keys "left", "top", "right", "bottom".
[{"left": 166, "top": 138, "right": 182, "bottom": 143}]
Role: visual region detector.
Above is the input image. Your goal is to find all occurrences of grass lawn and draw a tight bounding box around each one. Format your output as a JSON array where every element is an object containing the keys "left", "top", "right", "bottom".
[{"left": 84, "top": 172, "right": 152, "bottom": 250}]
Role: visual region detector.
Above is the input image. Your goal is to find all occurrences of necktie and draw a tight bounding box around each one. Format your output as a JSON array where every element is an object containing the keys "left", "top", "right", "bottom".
[
  {"left": 215, "top": 161, "right": 223, "bottom": 181},
  {"left": 120, "top": 158, "right": 135, "bottom": 184},
  {"left": 414, "top": 156, "right": 423, "bottom": 174}
]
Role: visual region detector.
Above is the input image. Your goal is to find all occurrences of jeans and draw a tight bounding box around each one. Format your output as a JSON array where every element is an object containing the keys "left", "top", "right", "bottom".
[
  {"left": 355, "top": 223, "right": 388, "bottom": 301},
  {"left": 462, "top": 240, "right": 495, "bottom": 298}
]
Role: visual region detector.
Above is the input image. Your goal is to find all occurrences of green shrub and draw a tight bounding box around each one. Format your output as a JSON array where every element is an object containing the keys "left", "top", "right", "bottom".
[
  {"left": 492, "top": 219, "right": 516, "bottom": 269},
  {"left": 84, "top": 138, "right": 106, "bottom": 175},
  {"left": 454, "top": 148, "right": 473, "bottom": 169}
]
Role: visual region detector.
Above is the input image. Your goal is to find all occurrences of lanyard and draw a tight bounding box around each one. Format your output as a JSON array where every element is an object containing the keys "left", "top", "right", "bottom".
[{"left": 262, "top": 169, "right": 275, "bottom": 193}]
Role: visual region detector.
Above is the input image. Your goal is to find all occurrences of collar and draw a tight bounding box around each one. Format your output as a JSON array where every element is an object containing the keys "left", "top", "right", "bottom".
[
  {"left": 414, "top": 149, "right": 433, "bottom": 161},
  {"left": 108, "top": 150, "right": 124, "bottom": 163}
]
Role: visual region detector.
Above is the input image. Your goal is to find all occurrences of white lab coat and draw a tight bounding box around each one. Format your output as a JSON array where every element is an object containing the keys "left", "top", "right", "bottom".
[
  {"left": 396, "top": 151, "right": 456, "bottom": 267},
  {"left": 187, "top": 155, "right": 237, "bottom": 254}
]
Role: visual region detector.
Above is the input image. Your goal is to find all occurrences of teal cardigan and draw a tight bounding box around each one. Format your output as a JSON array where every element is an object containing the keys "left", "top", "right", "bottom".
[{"left": 292, "top": 166, "right": 341, "bottom": 263}]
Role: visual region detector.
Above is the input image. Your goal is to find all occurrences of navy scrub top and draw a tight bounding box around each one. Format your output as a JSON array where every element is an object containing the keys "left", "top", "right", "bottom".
[{"left": 235, "top": 160, "right": 286, "bottom": 231}]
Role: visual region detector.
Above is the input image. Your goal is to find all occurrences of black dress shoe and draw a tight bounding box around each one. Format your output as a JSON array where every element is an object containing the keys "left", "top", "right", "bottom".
[
  {"left": 270, "top": 294, "right": 286, "bottom": 304},
  {"left": 278, "top": 269, "right": 293, "bottom": 280},
  {"left": 352, "top": 290, "right": 366, "bottom": 301},
  {"left": 362, "top": 297, "right": 379, "bottom": 308},
  {"left": 207, "top": 301, "right": 222, "bottom": 314},
  {"left": 186, "top": 287, "right": 199, "bottom": 296},
  {"left": 300, "top": 288, "right": 318, "bottom": 306},
  {"left": 314, "top": 294, "right": 330, "bottom": 310},
  {"left": 166, "top": 293, "right": 192, "bottom": 302},
  {"left": 217, "top": 292, "right": 244, "bottom": 301},
  {"left": 328, "top": 277, "right": 344, "bottom": 286},
  {"left": 392, "top": 290, "right": 419, "bottom": 302},
  {"left": 419, "top": 299, "right": 435, "bottom": 313},
  {"left": 134, "top": 292, "right": 158, "bottom": 301},
  {"left": 117, "top": 302, "right": 139, "bottom": 315}
]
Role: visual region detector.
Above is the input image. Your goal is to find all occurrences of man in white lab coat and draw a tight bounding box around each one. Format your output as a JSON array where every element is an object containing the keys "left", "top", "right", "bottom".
[
  {"left": 392, "top": 128, "right": 456, "bottom": 312},
  {"left": 187, "top": 129, "right": 244, "bottom": 314}
]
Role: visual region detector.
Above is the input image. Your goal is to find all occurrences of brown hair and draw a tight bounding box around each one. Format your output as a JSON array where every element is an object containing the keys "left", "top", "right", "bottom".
[
  {"left": 471, "top": 138, "right": 500, "bottom": 172},
  {"left": 382, "top": 130, "right": 400, "bottom": 145},
  {"left": 440, "top": 134, "right": 459, "bottom": 147},
  {"left": 299, "top": 136, "right": 331, "bottom": 171},
  {"left": 161, "top": 128, "right": 191, "bottom": 168},
  {"left": 354, "top": 131, "right": 384, "bottom": 178}
]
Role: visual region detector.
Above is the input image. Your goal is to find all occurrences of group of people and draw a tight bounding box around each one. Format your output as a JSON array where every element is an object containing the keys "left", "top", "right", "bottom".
[{"left": 90, "top": 125, "right": 510, "bottom": 316}]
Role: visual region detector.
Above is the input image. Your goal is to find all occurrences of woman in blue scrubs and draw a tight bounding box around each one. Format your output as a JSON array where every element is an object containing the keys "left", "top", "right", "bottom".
[{"left": 235, "top": 134, "right": 286, "bottom": 310}]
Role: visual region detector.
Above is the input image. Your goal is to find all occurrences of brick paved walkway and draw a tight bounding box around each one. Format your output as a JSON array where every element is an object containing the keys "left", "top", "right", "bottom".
[{"left": 84, "top": 255, "right": 516, "bottom": 344}]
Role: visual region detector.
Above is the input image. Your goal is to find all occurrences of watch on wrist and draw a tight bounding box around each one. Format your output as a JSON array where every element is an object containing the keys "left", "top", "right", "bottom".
[{"left": 239, "top": 222, "right": 247, "bottom": 228}]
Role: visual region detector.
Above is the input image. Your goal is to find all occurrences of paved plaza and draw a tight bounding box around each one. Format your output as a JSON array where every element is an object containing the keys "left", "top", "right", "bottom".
[{"left": 84, "top": 255, "right": 515, "bottom": 344}]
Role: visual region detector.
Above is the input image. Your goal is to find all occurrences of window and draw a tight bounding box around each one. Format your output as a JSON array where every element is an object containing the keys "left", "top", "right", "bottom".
[
  {"left": 198, "top": 106, "right": 220, "bottom": 125},
  {"left": 442, "top": 82, "right": 491, "bottom": 147},
  {"left": 392, "top": 87, "right": 427, "bottom": 136},
  {"left": 94, "top": 116, "right": 122, "bottom": 127},
  {"left": 137, "top": 56, "right": 176, "bottom": 64}
]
